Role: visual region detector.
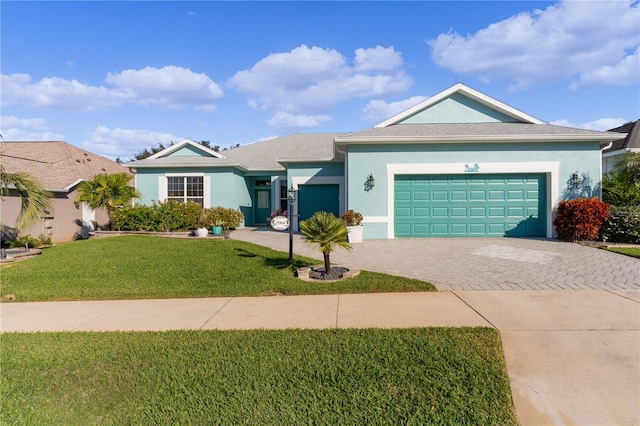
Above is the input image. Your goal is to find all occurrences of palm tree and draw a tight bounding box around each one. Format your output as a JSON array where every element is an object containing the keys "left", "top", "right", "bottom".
[
  {"left": 0, "top": 164, "right": 53, "bottom": 231},
  {"left": 299, "top": 211, "right": 352, "bottom": 273},
  {"left": 75, "top": 173, "right": 140, "bottom": 223},
  {"left": 603, "top": 152, "right": 640, "bottom": 206}
]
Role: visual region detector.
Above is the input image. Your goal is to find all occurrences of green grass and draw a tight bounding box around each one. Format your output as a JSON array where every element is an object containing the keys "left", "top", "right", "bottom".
[
  {"left": 0, "top": 328, "right": 517, "bottom": 425},
  {"left": 0, "top": 235, "right": 435, "bottom": 302},
  {"left": 604, "top": 246, "right": 640, "bottom": 259}
]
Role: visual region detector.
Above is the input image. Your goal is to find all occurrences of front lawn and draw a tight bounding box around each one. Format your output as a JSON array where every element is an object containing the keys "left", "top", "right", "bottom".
[
  {"left": 604, "top": 246, "right": 640, "bottom": 259},
  {"left": 0, "top": 235, "right": 435, "bottom": 302},
  {"left": 0, "top": 328, "right": 517, "bottom": 425}
]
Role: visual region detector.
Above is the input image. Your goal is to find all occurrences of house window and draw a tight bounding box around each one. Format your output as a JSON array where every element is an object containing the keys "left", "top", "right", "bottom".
[
  {"left": 167, "top": 176, "right": 204, "bottom": 206},
  {"left": 280, "top": 179, "right": 288, "bottom": 211}
]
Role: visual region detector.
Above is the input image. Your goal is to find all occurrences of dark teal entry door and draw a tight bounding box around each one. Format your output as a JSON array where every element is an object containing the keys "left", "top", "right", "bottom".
[
  {"left": 298, "top": 184, "right": 339, "bottom": 222},
  {"left": 395, "top": 174, "right": 546, "bottom": 237},
  {"left": 254, "top": 189, "right": 271, "bottom": 225}
]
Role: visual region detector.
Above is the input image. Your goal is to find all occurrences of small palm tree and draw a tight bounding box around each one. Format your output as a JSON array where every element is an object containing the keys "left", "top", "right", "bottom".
[
  {"left": 75, "top": 173, "right": 140, "bottom": 223},
  {"left": 299, "top": 211, "right": 352, "bottom": 273},
  {"left": 0, "top": 162, "right": 53, "bottom": 231}
]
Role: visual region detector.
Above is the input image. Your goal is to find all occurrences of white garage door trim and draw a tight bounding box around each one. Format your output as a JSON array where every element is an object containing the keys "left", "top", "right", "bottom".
[
  {"left": 291, "top": 176, "right": 345, "bottom": 231},
  {"left": 386, "top": 162, "right": 559, "bottom": 239}
]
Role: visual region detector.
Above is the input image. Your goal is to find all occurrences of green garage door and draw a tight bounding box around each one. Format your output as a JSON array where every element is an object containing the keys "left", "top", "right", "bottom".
[
  {"left": 298, "top": 184, "right": 340, "bottom": 222},
  {"left": 395, "top": 174, "right": 546, "bottom": 237}
]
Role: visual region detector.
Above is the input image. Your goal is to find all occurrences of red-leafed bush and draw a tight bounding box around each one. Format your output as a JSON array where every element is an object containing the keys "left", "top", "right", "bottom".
[{"left": 553, "top": 198, "right": 611, "bottom": 241}]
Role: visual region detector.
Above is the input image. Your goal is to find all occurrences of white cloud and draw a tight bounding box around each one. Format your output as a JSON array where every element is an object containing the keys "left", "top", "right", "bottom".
[
  {"left": 229, "top": 44, "right": 413, "bottom": 115},
  {"left": 266, "top": 111, "right": 331, "bottom": 129},
  {"left": 106, "top": 66, "right": 223, "bottom": 107},
  {"left": 1, "top": 66, "right": 223, "bottom": 111},
  {"left": 354, "top": 46, "right": 403, "bottom": 72},
  {"left": 428, "top": 0, "right": 640, "bottom": 90},
  {"left": 570, "top": 46, "right": 640, "bottom": 90},
  {"left": 82, "top": 125, "right": 181, "bottom": 160},
  {"left": 1, "top": 73, "right": 131, "bottom": 111},
  {"left": 0, "top": 115, "right": 65, "bottom": 141},
  {"left": 550, "top": 117, "right": 628, "bottom": 131},
  {"left": 361, "top": 96, "right": 428, "bottom": 122}
]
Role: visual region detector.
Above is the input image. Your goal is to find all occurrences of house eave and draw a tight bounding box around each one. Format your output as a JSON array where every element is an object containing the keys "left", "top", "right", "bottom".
[{"left": 334, "top": 134, "right": 626, "bottom": 145}]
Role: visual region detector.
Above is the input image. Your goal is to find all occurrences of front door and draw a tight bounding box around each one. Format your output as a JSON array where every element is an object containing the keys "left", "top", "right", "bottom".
[{"left": 254, "top": 189, "right": 271, "bottom": 225}]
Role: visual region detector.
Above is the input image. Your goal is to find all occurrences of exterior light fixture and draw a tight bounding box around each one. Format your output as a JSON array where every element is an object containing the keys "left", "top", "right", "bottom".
[
  {"left": 569, "top": 172, "right": 581, "bottom": 189},
  {"left": 365, "top": 174, "right": 375, "bottom": 191}
]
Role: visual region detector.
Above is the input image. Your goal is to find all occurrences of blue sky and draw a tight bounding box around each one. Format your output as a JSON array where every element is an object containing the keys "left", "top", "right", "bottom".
[{"left": 1, "top": 1, "right": 639, "bottom": 161}]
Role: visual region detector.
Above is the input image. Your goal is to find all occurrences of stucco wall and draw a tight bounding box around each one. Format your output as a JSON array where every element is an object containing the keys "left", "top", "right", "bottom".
[
  {"left": 1, "top": 188, "right": 110, "bottom": 243},
  {"left": 346, "top": 141, "right": 602, "bottom": 239}
]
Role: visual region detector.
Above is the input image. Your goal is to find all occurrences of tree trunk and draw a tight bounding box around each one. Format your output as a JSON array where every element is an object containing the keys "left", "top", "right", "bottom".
[{"left": 323, "top": 252, "right": 331, "bottom": 274}]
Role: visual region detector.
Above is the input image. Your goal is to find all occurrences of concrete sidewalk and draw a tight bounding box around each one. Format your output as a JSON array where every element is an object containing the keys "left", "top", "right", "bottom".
[{"left": 1, "top": 289, "right": 638, "bottom": 425}]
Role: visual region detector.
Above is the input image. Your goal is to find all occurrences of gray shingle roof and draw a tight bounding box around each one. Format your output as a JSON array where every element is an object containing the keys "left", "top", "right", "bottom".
[
  {"left": 0, "top": 141, "right": 130, "bottom": 191},
  {"left": 222, "top": 133, "right": 349, "bottom": 170},
  {"left": 604, "top": 120, "right": 640, "bottom": 152},
  {"left": 336, "top": 123, "right": 625, "bottom": 141}
]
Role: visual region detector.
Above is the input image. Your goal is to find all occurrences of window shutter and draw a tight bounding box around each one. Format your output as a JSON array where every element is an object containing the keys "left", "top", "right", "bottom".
[{"left": 159, "top": 176, "right": 168, "bottom": 201}]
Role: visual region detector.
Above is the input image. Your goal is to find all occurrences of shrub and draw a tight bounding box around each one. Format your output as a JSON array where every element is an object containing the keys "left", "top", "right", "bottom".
[
  {"left": 205, "top": 206, "right": 244, "bottom": 230},
  {"left": 600, "top": 206, "right": 640, "bottom": 244},
  {"left": 553, "top": 197, "right": 610, "bottom": 241},
  {"left": 6, "top": 234, "right": 51, "bottom": 248},
  {"left": 110, "top": 201, "right": 203, "bottom": 232},
  {"left": 341, "top": 209, "right": 363, "bottom": 226}
]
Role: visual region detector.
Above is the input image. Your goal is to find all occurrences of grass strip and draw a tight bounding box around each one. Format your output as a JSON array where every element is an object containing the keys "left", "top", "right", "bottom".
[
  {"left": 0, "top": 235, "right": 435, "bottom": 302},
  {"left": 1, "top": 328, "right": 517, "bottom": 425},
  {"left": 604, "top": 247, "right": 640, "bottom": 259}
]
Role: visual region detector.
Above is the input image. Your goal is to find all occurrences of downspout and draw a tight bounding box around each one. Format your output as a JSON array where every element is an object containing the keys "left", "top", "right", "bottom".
[{"left": 600, "top": 141, "right": 613, "bottom": 200}]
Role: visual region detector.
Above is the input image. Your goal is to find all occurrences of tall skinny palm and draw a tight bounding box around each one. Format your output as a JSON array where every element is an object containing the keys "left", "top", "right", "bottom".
[
  {"left": 299, "top": 211, "right": 352, "bottom": 273},
  {"left": 0, "top": 167, "right": 53, "bottom": 230},
  {"left": 75, "top": 173, "right": 140, "bottom": 222}
]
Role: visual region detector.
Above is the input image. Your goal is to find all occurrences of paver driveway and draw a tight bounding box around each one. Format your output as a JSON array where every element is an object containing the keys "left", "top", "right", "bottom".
[{"left": 231, "top": 228, "right": 640, "bottom": 291}]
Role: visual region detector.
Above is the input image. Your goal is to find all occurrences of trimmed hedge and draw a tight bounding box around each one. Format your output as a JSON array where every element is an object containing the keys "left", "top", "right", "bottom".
[
  {"left": 553, "top": 198, "right": 610, "bottom": 241},
  {"left": 110, "top": 200, "right": 203, "bottom": 232},
  {"left": 600, "top": 206, "right": 640, "bottom": 244}
]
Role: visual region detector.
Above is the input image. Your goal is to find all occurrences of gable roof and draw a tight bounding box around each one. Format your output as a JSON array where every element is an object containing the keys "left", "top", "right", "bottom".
[
  {"left": 374, "top": 83, "right": 545, "bottom": 127},
  {"left": 603, "top": 119, "right": 640, "bottom": 154},
  {"left": 132, "top": 133, "right": 348, "bottom": 171},
  {"left": 335, "top": 122, "right": 626, "bottom": 145},
  {"left": 146, "top": 139, "right": 225, "bottom": 159},
  {"left": 0, "top": 141, "right": 130, "bottom": 191}
]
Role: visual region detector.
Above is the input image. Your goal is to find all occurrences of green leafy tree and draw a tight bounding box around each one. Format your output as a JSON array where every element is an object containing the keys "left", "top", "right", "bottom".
[
  {"left": 0, "top": 165, "right": 53, "bottom": 230},
  {"left": 299, "top": 211, "right": 352, "bottom": 273},
  {"left": 75, "top": 173, "right": 140, "bottom": 223},
  {"left": 603, "top": 152, "right": 640, "bottom": 206}
]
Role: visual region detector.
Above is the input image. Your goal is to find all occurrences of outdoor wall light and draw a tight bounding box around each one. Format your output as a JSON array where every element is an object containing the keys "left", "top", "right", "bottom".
[
  {"left": 569, "top": 172, "right": 582, "bottom": 189},
  {"left": 365, "top": 174, "right": 375, "bottom": 191}
]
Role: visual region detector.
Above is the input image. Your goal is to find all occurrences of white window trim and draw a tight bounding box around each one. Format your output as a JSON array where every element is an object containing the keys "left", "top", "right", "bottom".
[
  {"left": 159, "top": 173, "right": 210, "bottom": 207},
  {"left": 385, "top": 162, "right": 560, "bottom": 239}
]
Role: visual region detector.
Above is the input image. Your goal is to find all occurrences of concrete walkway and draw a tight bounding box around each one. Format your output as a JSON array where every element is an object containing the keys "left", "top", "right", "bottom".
[{"left": 1, "top": 231, "right": 639, "bottom": 425}]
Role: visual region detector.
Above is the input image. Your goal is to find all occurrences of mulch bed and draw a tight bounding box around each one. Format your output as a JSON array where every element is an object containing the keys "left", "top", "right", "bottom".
[{"left": 308, "top": 266, "right": 350, "bottom": 280}]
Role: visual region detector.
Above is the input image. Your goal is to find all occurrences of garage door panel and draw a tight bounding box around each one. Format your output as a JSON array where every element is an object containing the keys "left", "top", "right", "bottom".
[{"left": 395, "top": 173, "right": 546, "bottom": 237}]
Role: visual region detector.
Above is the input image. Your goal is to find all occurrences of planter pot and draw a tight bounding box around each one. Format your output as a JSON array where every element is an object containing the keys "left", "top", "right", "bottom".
[
  {"left": 212, "top": 226, "right": 223, "bottom": 236},
  {"left": 346, "top": 225, "right": 364, "bottom": 243},
  {"left": 195, "top": 227, "right": 209, "bottom": 238}
]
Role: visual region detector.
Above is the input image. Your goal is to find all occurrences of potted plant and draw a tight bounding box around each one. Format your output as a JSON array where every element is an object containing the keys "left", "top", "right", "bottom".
[
  {"left": 341, "top": 209, "right": 364, "bottom": 243},
  {"left": 195, "top": 212, "right": 210, "bottom": 237},
  {"left": 212, "top": 218, "right": 224, "bottom": 236}
]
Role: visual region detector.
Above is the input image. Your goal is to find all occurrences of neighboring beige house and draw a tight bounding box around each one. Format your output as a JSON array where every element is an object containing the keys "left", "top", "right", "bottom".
[
  {"left": 1, "top": 141, "right": 131, "bottom": 243},
  {"left": 603, "top": 120, "right": 639, "bottom": 174}
]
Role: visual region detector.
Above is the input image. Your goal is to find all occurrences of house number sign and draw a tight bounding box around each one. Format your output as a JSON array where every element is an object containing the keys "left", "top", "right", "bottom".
[
  {"left": 465, "top": 163, "right": 480, "bottom": 173},
  {"left": 270, "top": 215, "right": 290, "bottom": 231}
]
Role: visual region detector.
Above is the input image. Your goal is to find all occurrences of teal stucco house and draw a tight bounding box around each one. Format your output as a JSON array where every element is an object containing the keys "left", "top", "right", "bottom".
[{"left": 131, "top": 84, "right": 625, "bottom": 239}]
